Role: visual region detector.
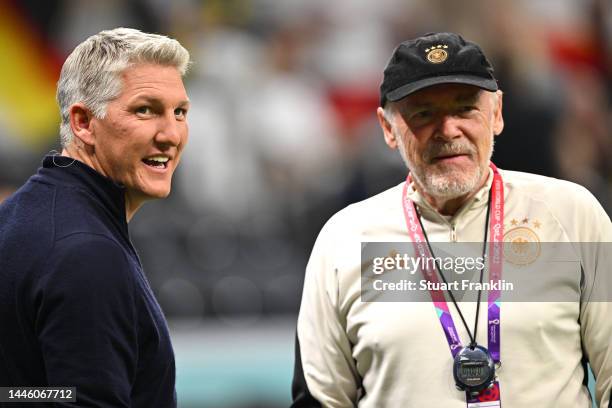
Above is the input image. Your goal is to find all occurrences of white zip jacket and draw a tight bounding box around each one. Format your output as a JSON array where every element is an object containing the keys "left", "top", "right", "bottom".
[{"left": 292, "top": 168, "right": 612, "bottom": 408}]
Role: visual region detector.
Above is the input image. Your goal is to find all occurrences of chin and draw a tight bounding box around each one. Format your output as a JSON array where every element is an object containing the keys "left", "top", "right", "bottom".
[
  {"left": 147, "top": 189, "right": 171, "bottom": 199},
  {"left": 136, "top": 184, "right": 172, "bottom": 201},
  {"left": 427, "top": 180, "right": 475, "bottom": 198},
  {"left": 424, "top": 169, "right": 483, "bottom": 198}
]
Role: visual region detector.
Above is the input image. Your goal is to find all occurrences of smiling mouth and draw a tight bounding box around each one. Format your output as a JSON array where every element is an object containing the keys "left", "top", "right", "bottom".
[{"left": 142, "top": 157, "right": 169, "bottom": 169}]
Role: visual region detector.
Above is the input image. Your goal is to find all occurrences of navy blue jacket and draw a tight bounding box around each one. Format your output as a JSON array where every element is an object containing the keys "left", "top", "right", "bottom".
[{"left": 0, "top": 156, "right": 176, "bottom": 407}]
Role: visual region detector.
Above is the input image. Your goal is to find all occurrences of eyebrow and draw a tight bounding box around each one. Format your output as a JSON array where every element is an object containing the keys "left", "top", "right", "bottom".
[
  {"left": 454, "top": 92, "right": 480, "bottom": 104},
  {"left": 132, "top": 95, "right": 190, "bottom": 108}
]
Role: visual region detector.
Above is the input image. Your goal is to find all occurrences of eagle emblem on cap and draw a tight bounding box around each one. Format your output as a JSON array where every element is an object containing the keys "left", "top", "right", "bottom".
[{"left": 425, "top": 44, "right": 449, "bottom": 64}]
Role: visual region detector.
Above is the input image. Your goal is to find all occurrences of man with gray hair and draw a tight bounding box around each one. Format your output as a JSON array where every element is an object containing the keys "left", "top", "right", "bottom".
[
  {"left": 292, "top": 32, "right": 611, "bottom": 407},
  {"left": 0, "top": 28, "right": 190, "bottom": 407}
]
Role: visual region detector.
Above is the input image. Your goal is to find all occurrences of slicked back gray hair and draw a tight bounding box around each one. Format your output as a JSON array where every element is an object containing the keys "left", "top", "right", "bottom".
[{"left": 57, "top": 27, "right": 190, "bottom": 147}]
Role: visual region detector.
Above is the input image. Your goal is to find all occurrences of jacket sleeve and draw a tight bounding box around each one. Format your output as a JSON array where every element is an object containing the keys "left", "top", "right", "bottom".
[
  {"left": 578, "top": 195, "right": 612, "bottom": 408},
  {"left": 292, "top": 221, "right": 360, "bottom": 407},
  {"left": 33, "top": 234, "right": 138, "bottom": 408}
]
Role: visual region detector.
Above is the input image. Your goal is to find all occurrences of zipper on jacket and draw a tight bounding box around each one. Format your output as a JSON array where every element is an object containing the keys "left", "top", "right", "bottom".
[{"left": 450, "top": 223, "right": 457, "bottom": 242}]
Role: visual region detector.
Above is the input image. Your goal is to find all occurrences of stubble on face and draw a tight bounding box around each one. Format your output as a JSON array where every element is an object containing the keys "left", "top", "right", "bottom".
[
  {"left": 381, "top": 85, "right": 502, "bottom": 216},
  {"left": 91, "top": 64, "right": 189, "bottom": 219},
  {"left": 394, "top": 122, "right": 494, "bottom": 200}
]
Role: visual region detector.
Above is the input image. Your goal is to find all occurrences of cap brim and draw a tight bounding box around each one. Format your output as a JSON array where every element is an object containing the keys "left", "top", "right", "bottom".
[{"left": 386, "top": 75, "right": 498, "bottom": 102}]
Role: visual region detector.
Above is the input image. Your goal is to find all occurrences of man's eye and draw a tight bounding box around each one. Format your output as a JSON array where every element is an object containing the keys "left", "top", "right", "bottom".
[
  {"left": 412, "top": 110, "right": 432, "bottom": 120},
  {"left": 136, "top": 106, "right": 152, "bottom": 115},
  {"left": 174, "top": 108, "right": 187, "bottom": 118},
  {"left": 459, "top": 105, "right": 476, "bottom": 113}
]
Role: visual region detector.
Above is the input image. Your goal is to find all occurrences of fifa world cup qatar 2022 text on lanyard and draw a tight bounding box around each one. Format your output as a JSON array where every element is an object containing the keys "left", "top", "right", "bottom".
[{"left": 402, "top": 163, "right": 504, "bottom": 406}]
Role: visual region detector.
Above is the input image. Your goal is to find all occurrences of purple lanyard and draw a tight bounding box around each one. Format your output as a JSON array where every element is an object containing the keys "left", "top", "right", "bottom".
[{"left": 401, "top": 163, "right": 504, "bottom": 362}]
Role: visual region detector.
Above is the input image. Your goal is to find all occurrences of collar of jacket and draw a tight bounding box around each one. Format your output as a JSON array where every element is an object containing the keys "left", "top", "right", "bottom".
[
  {"left": 38, "top": 155, "right": 129, "bottom": 235},
  {"left": 406, "top": 166, "right": 494, "bottom": 223}
]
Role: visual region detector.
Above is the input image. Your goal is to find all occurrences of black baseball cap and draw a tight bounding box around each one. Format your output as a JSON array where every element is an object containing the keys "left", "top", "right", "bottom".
[{"left": 380, "top": 32, "right": 498, "bottom": 106}]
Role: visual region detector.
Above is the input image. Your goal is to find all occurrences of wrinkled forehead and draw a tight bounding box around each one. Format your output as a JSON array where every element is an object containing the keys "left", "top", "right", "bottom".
[
  {"left": 400, "top": 83, "right": 485, "bottom": 109},
  {"left": 117, "top": 63, "right": 188, "bottom": 100}
]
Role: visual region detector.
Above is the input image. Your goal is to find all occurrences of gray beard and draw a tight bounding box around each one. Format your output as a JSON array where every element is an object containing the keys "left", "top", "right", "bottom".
[
  {"left": 410, "top": 160, "right": 484, "bottom": 199},
  {"left": 396, "top": 135, "right": 493, "bottom": 200}
]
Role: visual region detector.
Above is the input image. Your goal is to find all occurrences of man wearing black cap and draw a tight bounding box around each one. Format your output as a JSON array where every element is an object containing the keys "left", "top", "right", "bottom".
[{"left": 291, "top": 32, "right": 611, "bottom": 407}]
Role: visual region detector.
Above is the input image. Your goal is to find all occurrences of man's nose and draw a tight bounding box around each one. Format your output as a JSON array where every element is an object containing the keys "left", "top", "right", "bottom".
[
  {"left": 155, "top": 112, "right": 182, "bottom": 146},
  {"left": 434, "top": 113, "right": 462, "bottom": 140}
]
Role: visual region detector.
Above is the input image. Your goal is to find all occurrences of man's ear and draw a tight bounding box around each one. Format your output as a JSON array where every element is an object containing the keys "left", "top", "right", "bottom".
[
  {"left": 492, "top": 90, "right": 504, "bottom": 136},
  {"left": 69, "top": 103, "right": 96, "bottom": 147},
  {"left": 376, "top": 107, "right": 398, "bottom": 149}
]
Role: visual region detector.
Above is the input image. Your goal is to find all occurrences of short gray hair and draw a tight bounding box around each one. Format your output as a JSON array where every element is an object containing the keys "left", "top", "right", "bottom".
[
  {"left": 382, "top": 103, "right": 396, "bottom": 123},
  {"left": 57, "top": 27, "right": 191, "bottom": 147}
]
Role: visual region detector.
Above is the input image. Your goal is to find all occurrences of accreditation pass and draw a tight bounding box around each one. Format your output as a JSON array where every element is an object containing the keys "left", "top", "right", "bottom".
[
  {"left": 0, "top": 387, "right": 76, "bottom": 402},
  {"left": 466, "top": 381, "right": 501, "bottom": 408}
]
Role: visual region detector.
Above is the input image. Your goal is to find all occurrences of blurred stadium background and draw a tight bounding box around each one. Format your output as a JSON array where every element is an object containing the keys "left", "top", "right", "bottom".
[{"left": 0, "top": 0, "right": 610, "bottom": 407}]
